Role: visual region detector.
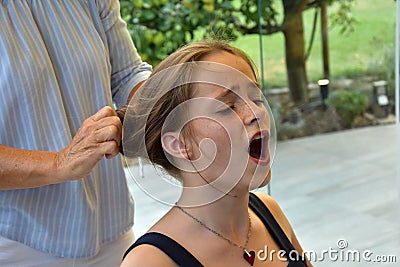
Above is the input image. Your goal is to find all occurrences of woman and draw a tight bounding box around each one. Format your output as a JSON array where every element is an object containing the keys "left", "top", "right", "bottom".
[{"left": 119, "top": 40, "right": 311, "bottom": 267}]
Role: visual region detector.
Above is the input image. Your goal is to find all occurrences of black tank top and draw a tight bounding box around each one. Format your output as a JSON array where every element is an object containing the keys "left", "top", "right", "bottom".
[{"left": 123, "top": 193, "right": 308, "bottom": 267}]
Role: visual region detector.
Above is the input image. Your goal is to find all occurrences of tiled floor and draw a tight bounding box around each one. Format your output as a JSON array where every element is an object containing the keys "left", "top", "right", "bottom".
[{"left": 126, "top": 124, "right": 400, "bottom": 266}]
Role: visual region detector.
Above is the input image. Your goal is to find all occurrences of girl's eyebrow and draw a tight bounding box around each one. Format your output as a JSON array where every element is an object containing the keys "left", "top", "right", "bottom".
[
  {"left": 215, "top": 88, "right": 237, "bottom": 102},
  {"left": 214, "top": 81, "right": 260, "bottom": 101}
]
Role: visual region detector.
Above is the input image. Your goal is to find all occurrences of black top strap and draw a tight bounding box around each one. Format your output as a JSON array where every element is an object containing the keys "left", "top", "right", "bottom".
[
  {"left": 122, "top": 232, "right": 203, "bottom": 266},
  {"left": 249, "top": 192, "right": 307, "bottom": 266}
]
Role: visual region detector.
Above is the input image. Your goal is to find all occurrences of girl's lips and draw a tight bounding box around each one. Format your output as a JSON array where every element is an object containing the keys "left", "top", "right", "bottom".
[
  {"left": 249, "top": 153, "right": 270, "bottom": 166},
  {"left": 248, "top": 130, "right": 270, "bottom": 166}
]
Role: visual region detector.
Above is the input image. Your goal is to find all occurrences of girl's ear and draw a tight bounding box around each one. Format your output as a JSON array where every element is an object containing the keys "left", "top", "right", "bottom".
[{"left": 161, "top": 132, "right": 192, "bottom": 160}]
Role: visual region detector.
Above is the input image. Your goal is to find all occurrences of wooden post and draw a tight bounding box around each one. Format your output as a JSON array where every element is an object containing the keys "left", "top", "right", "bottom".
[
  {"left": 396, "top": 0, "right": 400, "bottom": 124},
  {"left": 321, "top": 1, "right": 330, "bottom": 79}
]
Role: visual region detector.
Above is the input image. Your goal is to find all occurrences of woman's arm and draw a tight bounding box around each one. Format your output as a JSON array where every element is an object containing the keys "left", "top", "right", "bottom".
[{"left": 0, "top": 106, "right": 121, "bottom": 189}]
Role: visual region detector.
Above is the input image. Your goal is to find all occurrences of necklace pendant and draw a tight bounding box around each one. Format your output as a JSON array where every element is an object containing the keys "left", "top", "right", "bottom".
[{"left": 243, "top": 249, "right": 255, "bottom": 266}]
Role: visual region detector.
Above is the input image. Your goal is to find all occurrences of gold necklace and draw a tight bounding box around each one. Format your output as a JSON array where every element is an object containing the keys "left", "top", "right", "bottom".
[{"left": 175, "top": 205, "right": 256, "bottom": 266}]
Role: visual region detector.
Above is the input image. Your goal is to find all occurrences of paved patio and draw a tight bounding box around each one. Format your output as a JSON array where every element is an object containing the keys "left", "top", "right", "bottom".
[{"left": 126, "top": 123, "right": 400, "bottom": 266}]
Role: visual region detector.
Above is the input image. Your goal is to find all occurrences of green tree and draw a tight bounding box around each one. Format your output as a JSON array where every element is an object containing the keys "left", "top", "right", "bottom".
[{"left": 120, "top": 0, "right": 354, "bottom": 104}]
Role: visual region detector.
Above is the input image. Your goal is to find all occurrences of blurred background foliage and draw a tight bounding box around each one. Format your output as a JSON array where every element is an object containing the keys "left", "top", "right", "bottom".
[
  {"left": 120, "top": 0, "right": 356, "bottom": 66},
  {"left": 120, "top": 0, "right": 275, "bottom": 65},
  {"left": 120, "top": 0, "right": 357, "bottom": 104}
]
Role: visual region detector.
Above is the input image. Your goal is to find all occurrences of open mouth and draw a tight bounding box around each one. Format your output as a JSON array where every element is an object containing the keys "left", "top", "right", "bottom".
[{"left": 248, "top": 131, "right": 270, "bottom": 164}]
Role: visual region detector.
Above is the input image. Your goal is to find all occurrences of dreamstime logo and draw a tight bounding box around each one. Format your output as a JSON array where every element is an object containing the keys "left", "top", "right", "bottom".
[
  {"left": 122, "top": 61, "right": 277, "bottom": 207},
  {"left": 256, "top": 239, "right": 397, "bottom": 264}
]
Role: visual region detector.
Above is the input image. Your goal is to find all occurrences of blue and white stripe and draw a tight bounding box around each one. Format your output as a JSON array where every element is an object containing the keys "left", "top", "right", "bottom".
[{"left": 0, "top": 0, "right": 151, "bottom": 258}]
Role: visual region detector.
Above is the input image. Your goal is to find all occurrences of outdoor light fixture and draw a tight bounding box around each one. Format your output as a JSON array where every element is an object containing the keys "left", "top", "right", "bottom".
[
  {"left": 372, "top": 80, "right": 390, "bottom": 118},
  {"left": 318, "top": 78, "right": 330, "bottom": 108}
]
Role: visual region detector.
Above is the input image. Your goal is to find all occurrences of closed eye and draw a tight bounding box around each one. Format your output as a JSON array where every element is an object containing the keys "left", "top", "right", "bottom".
[
  {"left": 217, "top": 104, "right": 235, "bottom": 114},
  {"left": 252, "top": 99, "right": 264, "bottom": 107}
]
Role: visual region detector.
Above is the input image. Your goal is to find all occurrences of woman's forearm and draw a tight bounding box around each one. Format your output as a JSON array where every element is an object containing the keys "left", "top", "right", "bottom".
[{"left": 0, "top": 144, "right": 61, "bottom": 189}]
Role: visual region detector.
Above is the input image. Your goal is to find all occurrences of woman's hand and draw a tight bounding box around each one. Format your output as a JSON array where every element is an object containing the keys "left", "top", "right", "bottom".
[
  {"left": 55, "top": 106, "right": 122, "bottom": 182},
  {"left": 0, "top": 106, "right": 123, "bottom": 189}
]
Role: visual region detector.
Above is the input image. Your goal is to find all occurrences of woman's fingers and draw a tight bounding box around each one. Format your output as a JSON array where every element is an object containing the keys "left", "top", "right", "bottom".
[
  {"left": 94, "top": 119, "right": 122, "bottom": 146},
  {"left": 91, "top": 106, "right": 116, "bottom": 121},
  {"left": 55, "top": 106, "right": 123, "bottom": 182}
]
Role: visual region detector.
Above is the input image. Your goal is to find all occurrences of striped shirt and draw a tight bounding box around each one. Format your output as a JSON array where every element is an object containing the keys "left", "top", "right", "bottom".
[{"left": 0, "top": 0, "right": 152, "bottom": 258}]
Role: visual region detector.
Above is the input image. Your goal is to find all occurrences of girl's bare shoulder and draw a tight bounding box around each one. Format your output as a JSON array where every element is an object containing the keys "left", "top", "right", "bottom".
[
  {"left": 252, "top": 192, "right": 293, "bottom": 238},
  {"left": 120, "top": 242, "right": 177, "bottom": 267}
]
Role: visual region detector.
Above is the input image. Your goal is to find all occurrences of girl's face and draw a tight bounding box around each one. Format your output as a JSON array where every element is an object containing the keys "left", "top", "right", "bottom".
[{"left": 183, "top": 51, "right": 271, "bottom": 192}]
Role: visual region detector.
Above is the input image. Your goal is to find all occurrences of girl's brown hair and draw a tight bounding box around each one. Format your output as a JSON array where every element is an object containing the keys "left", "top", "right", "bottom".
[{"left": 118, "top": 40, "right": 258, "bottom": 177}]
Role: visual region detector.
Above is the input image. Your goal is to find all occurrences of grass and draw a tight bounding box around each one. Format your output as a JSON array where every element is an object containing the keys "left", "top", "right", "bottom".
[{"left": 232, "top": 0, "right": 396, "bottom": 88}]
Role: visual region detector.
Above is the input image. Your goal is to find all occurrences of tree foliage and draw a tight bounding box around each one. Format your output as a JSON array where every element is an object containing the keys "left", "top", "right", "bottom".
[
  {"left": 120, "top": 0, "right": 281, "bottom": 65},
  {"left": 120, "top": 0, "right": 354, "bottom": 65}
]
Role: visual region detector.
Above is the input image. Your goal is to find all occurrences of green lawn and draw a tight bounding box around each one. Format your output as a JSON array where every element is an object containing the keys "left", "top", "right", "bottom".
[{"left": 232, "top": 0, "right": 396, "bottom": 88}]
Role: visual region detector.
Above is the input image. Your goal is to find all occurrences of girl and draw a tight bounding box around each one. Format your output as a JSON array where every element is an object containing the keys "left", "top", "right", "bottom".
[{"left": 119, "top": 40, "right": 311, "bottom": 267}]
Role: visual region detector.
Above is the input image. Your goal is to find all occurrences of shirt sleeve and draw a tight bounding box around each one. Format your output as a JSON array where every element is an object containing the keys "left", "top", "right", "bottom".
[{"left": 97, "top": 0, "right": 152, "bottom": 108}]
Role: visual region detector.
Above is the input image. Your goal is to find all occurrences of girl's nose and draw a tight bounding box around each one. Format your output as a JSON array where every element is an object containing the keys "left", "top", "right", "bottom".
[{"left": 242, "top": 100, "right": 267, "bottom": 126}]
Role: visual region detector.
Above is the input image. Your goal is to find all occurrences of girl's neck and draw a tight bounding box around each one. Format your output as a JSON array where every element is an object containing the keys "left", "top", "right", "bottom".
[
  {"left": 178, "top": 170, "right": 251, "bottom": 208},
  {"left": 177, "top": 188, "right": 250, "bottom": 234}
]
